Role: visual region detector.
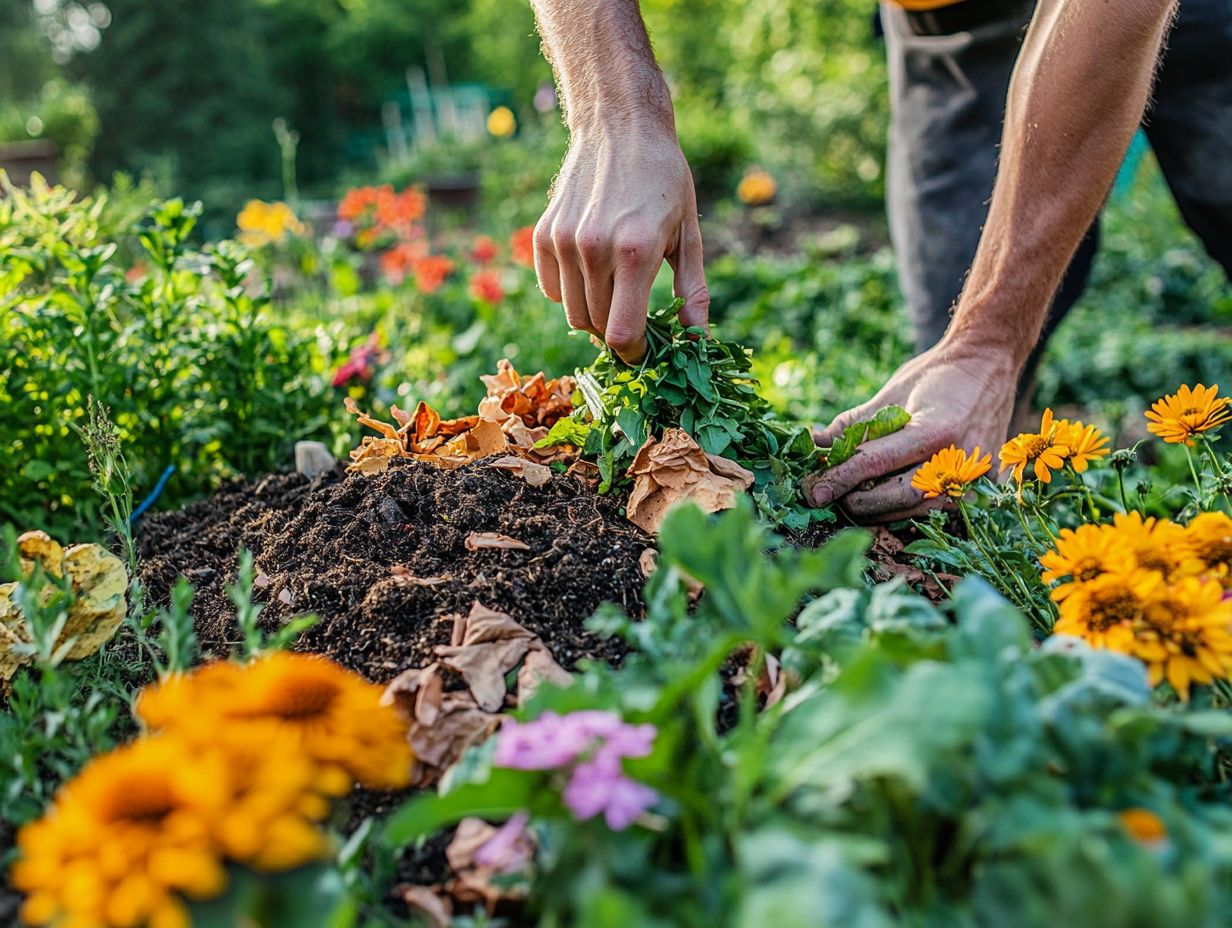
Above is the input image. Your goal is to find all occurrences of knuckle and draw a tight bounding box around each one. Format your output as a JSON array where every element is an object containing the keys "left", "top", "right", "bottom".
[
  {"left": 604, "top": 323, "right": 640, "bottom": 352},
  {"left": 533, "top": 222, "right": 554, "bottom": 253},
  {"left": 550, "top": 224, "right": 577, "bottom": 253},
  {"left": 614, "top": 230, "right": 652, "bottom": 266},
  {"left": 575, "top": 224, "right": 606, "bottom": 259}
]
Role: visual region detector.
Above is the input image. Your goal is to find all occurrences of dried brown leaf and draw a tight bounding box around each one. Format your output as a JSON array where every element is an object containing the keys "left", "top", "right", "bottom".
[
  {"left": 489, "top": 455, "right": 552, "bottom": 487},
  {"left": 625, "top": 430, "right": 755, "bottom": 535},
  {"left": 464, "top": 532, "right": 530, "bottom": 552}
]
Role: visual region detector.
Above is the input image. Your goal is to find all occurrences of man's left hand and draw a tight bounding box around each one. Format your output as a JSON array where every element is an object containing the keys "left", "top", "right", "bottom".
[{"left": 804, "top": 340, "right": 1018, "bottom": 522}]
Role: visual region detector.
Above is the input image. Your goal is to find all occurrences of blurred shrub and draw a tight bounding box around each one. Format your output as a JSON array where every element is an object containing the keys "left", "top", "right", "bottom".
[
  {"left": 0, "top": 176, "right": 342, "bottom": 537},
  {"left": 0, "top": 81, "right": 100, "bottom": 186}
]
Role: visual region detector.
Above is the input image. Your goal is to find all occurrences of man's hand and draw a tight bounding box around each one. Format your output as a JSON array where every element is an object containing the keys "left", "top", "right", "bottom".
[
  {"left": 533, "top": 129, "right": 709, "bottom": 363},
  {"left": 805, "top": 341, "right": 1017, "bottom": 522}
]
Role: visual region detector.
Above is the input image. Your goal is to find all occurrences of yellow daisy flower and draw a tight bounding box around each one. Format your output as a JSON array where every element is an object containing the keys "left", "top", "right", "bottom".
[
  {"left": 1182, "top": 511, "right": 1232, "bottom": 586},
  {"left": 137, "top": 653, "right": 413, "bottom": 791},
  {"left": 1040, "top": 523, "right": 1136, "bottom": 597},
  {"left": 1133, "top": 577, "right": 1232, "bottom": 701},
  {"left": 1144, "top": 383, "right": 1232, "bottom": 445},
  {"left": 1056, "top": 419, "right": 1110, "bottom": 473},
  {"left": 999, "top": 407, "right": 1071, "bottom": 493},
  {"left": 1111, "top": 511, "right": 1188, "bottom": 579},
  {"left": 1054, "top": 567, "right": 1162, "bottom": 653},
  {"left": 911, "top": 445, "right": 992, "bottom": 499}
]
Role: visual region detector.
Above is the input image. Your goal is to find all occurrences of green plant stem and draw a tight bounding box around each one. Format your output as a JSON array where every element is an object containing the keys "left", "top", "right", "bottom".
[
  {"left": 1116, "top": 468, "right": 1133, "bottom": 515},
  {"left": 1199, "top": 437, "right": 1231, "bottom": 511},
  {"left": 1183, "top": 444, "right": 1205, "bottom": 503}
]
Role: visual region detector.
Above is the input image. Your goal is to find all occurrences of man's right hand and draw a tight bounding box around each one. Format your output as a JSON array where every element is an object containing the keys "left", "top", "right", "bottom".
[{"left": 532, "top": 128, "right": 709, "bottom": 363}]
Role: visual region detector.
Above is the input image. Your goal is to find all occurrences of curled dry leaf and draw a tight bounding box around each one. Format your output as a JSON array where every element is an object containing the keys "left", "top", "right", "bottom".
[
  {"left": 517, "top": 647, "right": 573, "bottom": 707},
  {"left": 345, "top": 397, "right": 510, "bottom": 474},
  {"left": 625, "top": 429, "right": 755, "bottom": 535},
  {"left": 390, "top": 565, "right": 450, "bottom": 588},
  {"left": 397, "top": 885, "right": 452, "bottom": 928},
  {"left": 464, "top": 532, "right": 531, "bottom": 553},
  {"left": 479, "top": 359, "right": 576, "bottom": 430},
  {"left": 0, "top": 531, "right": 128, "bottom": 680},
  {"left": 489, "top": 455, "right": 552, "bottom": 487},
  {"left": 382, "top": 602, "right": 572, "bottom": 785},
  {"left": 382, "top": 663, "right": 499, "bottom": 787}
]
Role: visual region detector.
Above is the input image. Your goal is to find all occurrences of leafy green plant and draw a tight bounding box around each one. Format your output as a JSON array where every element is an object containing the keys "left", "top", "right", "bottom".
[
  {"left": 382, "top": 501, "right": 1232, "bottom": 927},
  {"left": 0, "top": 175, "right": 344, "bottom": 539},
  {"left": 539, "top": 302, "right": 831, "bottom": 528}
]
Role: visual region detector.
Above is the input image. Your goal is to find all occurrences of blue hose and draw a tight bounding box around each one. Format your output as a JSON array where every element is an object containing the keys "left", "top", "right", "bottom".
[{"left": 129, "top": 465, "right": 176, "bottom": 526}]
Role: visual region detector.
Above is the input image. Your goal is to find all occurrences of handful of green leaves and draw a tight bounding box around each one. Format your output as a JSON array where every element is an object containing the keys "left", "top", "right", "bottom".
[{"left": 540, "top": 302, "right": 908, "bottom": 530}]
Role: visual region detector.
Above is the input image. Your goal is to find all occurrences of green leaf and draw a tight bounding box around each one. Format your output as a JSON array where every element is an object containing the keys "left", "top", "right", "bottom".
[
  {"left": 825, "top": 405, "right": 911, "bottom": 468},
  {"left": 382, "top": 767, "right": 538, "bottom": 846},
  {"left": 536, "top": 415, "right": 593, "bottom": 449}
]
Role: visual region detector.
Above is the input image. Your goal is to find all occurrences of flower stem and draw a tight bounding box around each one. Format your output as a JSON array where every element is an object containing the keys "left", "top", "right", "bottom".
[{"left": 1183, "top": 444, "right": 1206, "bottom": 505}]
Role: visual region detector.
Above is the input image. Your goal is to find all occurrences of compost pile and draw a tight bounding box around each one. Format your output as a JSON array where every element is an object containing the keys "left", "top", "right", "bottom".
[{"left": 138, "top": 461, "right": 651, "bottom": 681}]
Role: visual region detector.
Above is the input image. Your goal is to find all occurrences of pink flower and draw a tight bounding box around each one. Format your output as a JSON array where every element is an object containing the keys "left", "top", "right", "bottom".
[
  {"left": 563, "top": 761, "right": 659, "bottom": 830},
  {"left": 331, "top": 333, "right": 381, "bottom": 387},
  {"left": 493, "top": 713, "right": 589, "bottom": 770}
]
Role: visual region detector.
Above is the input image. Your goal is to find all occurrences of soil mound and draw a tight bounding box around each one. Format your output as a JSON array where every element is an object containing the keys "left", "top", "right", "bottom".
[{"left": 137, "top": 460, "right": 652, "bottom": 681}]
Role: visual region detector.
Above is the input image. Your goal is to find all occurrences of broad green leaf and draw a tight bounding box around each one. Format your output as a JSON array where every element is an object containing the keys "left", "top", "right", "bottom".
[
  {"left": 825, "top": 405, "right": 912, "bottom": 468},
  {"left": 382, "top": 767, "right": 537, "bottom": 846}
]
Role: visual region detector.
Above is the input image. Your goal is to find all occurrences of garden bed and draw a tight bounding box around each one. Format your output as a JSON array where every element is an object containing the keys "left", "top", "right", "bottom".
[{"left": 137, "top": 460, "right": 652, "bottom": 681}]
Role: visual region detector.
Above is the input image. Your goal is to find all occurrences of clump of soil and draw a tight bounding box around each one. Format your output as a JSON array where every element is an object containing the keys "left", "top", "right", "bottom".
[{"left": 137, "top": 460, "right": 652, "bottom": 682}]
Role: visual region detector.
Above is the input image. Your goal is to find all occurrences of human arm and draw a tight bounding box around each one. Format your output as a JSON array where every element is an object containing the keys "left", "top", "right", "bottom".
[
  {"left": 806, "top": 0, "right": 1179, "bottom": 521},
  {"left": 529, "top": 0, "right": 709, "bottom": 363}
]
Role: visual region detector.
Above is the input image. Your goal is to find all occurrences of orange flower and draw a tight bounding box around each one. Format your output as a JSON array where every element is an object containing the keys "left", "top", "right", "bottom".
[
  {"left": 412, "top": 255, "right": 456, "bottom": 294},
  {"left": 1145, "top": 383, "right": 1232, "bottom": 445},
  {"left": 737, "top": 168, "right": 777, "bottom": 206},
  {"left": 1056, "top": 419, "right": 1110, "bottom": 473},
  {"left": 511, "top": 226, "right": 535, "bottom": 267},
  {"left": 380, "top": 241, "right": 426, "bottom": 283},
  {"left": 469, "top": 269, "right": 505, "bottom": 304},
  {"left": 910, "top": 445, "right": 991, "bottom": 499},
  {"left": 338, "top": 185, "right": 381, "bottom": 223},
  {"left": 1118, "top": 808, "right": 1168, "bottom": 845},
  {"left": 998, "top": 408, "right": 1070, "bottom": 491}
]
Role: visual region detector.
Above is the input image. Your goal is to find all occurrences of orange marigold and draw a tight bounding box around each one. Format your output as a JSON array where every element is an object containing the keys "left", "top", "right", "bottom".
[{"left": 998, "top": 408, "right": 1070, "bottom": 491}]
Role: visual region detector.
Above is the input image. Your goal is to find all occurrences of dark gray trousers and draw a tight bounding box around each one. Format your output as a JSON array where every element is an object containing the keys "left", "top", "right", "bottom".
[{"left": 883, "top": 0, "right": 1232, "bottom": 366}]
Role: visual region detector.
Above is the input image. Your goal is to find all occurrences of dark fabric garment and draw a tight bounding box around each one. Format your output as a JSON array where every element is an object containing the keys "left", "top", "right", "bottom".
[{"left": 882, "top": 0, "right": 1232, "bottom": 377}]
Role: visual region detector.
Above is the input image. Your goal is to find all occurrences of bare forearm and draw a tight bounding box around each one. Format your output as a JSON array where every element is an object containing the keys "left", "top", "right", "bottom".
[
  {"left": 947, "top": 0, "right": 1177, "bottom": 366},
  {"left": 531, "top": 0, "right": 675, "bottom": 137}
]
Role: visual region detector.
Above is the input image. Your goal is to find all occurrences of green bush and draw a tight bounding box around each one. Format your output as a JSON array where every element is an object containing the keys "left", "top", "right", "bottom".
[{"left": 0, "top": 176, "right": 342, "bottom": 537}]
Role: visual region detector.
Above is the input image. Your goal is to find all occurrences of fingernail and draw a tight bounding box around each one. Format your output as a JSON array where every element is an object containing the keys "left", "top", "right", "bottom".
[{"left": 811, "top": 484, "right": 834, "bottom": 507}]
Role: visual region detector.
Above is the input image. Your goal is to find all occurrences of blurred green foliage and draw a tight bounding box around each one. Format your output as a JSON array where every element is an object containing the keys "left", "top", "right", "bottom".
[{"left": 0, "top": 0, "right": 887, "bottom": 219}]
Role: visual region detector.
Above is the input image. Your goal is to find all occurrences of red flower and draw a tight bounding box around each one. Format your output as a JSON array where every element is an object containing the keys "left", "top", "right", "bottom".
[
  {"left": 510, "top": 226, "right": 535, "bottom": 268},
  {"left": 413, "top": 255, "right": 456, "bottom": 295},
  {"left": 470, "top": 235, "right": 499, "bottom": 264},
  {"left": 469, "top": 269, "right": 504, "bottom": 305}
]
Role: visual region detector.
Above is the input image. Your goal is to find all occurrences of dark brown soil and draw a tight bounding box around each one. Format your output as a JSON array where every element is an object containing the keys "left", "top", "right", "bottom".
[{"left": 137, "top": 460, "right": 652, "bottom": 682}]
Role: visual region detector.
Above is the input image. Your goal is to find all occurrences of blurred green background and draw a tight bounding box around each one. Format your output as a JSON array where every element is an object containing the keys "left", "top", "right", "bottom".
[{"left": 0, "top": 0, "right": 888, "bottom": 223}]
